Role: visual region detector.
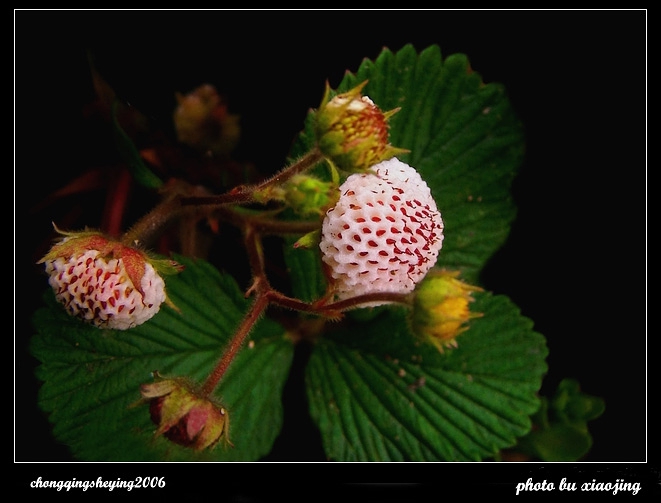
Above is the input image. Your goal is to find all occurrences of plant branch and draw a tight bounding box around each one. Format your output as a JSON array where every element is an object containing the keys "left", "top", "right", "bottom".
[
  {"left": 217, "top": 206, "right": 322, "bottom": 235},
  {"left": 180, "top": 147, "right": 324, "bottom": 208},
  {"left": 199, "top": 221, "right": 271, "bottom": 397},
  {"left": 197, "top": 213, "right": 413, "bottom": 398},
  {"left": 322, "top": 292, "right": 414, "bottom": 311},
  {"left": 199, "top": 290, "right": 270, "bottom": 398},
  {"left": 120, "top": 192, "right": 184, "bottom": 248}
]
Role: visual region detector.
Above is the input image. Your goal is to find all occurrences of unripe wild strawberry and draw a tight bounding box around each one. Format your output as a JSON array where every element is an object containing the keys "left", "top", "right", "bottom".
[
  {"left": 319, "top": 158, "right": 444, "bottom": 304},
  {"left": 410, "top": 269, "right": 484, "bottom": 352},
  {"left": 140, "top": 374, "right": 231, "bottom": 451},
  {"left": 314, "top": 80, "right": 408, "bottom": 173},
  {"left": 38, "top": 228, "right": 181, "bottom": 330}
]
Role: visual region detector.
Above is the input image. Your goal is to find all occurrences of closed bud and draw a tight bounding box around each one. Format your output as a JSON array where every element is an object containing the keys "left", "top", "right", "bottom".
[
  {"left": 140, "top": 373, "right": 231, "bottom": 451},
  {"left": 173, "top": 83, "right": 241, "bottom": 156},
  {"left": 410, "top": 269, "right": 483, "bottom": 352},
  {"left": 282, "top": 174, "right": 338, "bottom": 216}
]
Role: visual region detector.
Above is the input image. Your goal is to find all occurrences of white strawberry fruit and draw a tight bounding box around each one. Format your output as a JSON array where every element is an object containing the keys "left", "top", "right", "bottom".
[
  {"left": 319, "top": 157, "right": 444, "bottom": 304},
  {"left": 39, "top": 229, "right": 180, "bottom": 330}
]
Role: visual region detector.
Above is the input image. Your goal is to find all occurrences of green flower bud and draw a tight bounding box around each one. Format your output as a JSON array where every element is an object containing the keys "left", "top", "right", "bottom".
[{"left": 281, "top": 174, "right": 337, "bottom": 216}]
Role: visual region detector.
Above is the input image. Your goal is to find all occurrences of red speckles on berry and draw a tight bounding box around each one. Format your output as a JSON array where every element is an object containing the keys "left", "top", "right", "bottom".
[
  {"left": 38, "top": 229, "right": 180, "bottom": 330},
  {"left": 319, "top": 158, "right": 444, "bottom": 304}
]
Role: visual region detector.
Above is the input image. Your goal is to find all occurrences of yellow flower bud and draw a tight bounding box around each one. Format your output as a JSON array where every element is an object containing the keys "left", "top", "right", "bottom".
[{"left": 410, "top": 269, "right": 483, "bottom": 352}]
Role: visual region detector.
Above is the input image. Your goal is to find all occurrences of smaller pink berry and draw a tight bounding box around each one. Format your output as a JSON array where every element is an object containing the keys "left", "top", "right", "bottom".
[
  {"left": 319, "top": 158, "right": 444, "bottom": 304},
  {"left": 38, "top": 227, "right": 181, "bottom": 330}
]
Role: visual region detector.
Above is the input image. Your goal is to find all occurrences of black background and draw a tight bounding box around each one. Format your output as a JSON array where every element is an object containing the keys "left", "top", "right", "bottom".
[{"left": 15, "top": 8, "right": 650, "bottom": 498}]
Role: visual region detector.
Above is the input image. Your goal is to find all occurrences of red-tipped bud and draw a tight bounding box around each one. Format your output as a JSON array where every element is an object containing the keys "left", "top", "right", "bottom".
[
  {"left": 314, "top": 80, "right": 408, "bottom": 173},
  {"left": 140, "top": 374, "right": 230, "bottom": 451}
]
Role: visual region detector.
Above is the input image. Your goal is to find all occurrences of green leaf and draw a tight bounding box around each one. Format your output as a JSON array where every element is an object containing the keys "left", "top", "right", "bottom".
[
  {"left": 306, "top": 292, "right": 547, "bottom": 461},
  {"left": 552, "top": 378, "right": 606, "bottom": 423},
  {"left": 285, "top": 45, "right": 538, "bottom": 461},
  {"left": 30, "top": 255, "right": 294, "bottom": 461},
  {"left": 516, "top": 378, "right": 605, "bottom": 461}
]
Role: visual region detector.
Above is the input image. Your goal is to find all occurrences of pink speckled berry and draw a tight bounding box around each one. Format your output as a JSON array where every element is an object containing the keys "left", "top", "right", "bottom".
[
  {"left": 319, "top": 157, "right": 444, "bottom": 304},
  {"left": 39, "top": 230, "right": 180, "bottom": 330}
]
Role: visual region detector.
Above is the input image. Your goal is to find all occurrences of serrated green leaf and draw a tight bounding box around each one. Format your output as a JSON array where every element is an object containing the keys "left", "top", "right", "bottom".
[
  {"left": 305, "top": 292, "right": 547, "bottom": 461},
  {"left": 30, "top": 255, "right": 294, "bottom": 461}
]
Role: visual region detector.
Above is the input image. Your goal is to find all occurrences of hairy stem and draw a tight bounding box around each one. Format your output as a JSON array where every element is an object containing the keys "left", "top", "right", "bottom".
[
  {"left": 199, "top": 290, "right": 270, "bottom": 398},
  {"left": 322, "top": 292, "right": 414, "bottom": 311},
  {"left": 120, "top": 193, "right": 184, "bottom": 248},
  {"left": 197, "top": 210, "right": 413, "bottom": 397},
  {"left": 180, "top": 147, "right": 324, "bottom": 207},
  {"left": 217, "top": 206, "right": 322, "bottom": 236},
  {"left": 268, "top": 290, "right": 413, "bottom": 316},
  {"left": 200, "top": 222, "right": 271, "bottom": 397}
]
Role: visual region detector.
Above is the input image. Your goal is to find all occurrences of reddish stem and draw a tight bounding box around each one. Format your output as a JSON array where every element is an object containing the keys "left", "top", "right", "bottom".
[
  {"left": 199, "top": 290, "right": 270, "bottom": 398},
  {"left": 120, "top": 193, "right": 184, "bottom": 248},
  {"left": 180, "top": 148, "right": 324, "bottom": 208}
]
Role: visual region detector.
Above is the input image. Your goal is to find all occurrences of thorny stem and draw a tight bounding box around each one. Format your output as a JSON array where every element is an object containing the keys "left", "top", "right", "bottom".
[{"left": 179, "top": 147, "right": 324, "bottom": 208}]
